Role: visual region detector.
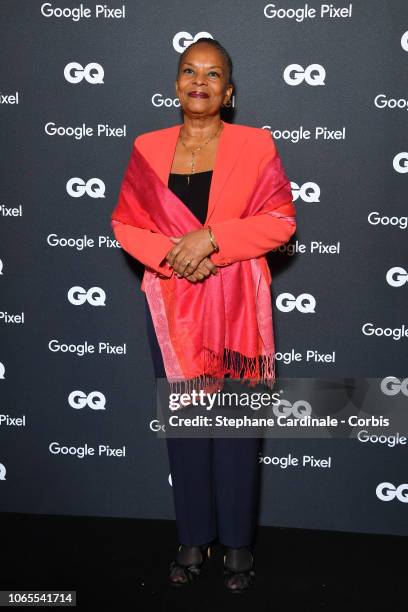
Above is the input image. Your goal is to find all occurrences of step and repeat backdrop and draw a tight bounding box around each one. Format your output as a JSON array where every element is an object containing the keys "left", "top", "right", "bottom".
[{"left": 1, "top": 1, "right": 407, "bottom": 536}]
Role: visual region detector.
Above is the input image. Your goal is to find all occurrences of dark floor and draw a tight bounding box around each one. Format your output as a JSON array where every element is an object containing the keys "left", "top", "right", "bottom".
[{"left": 1, "top": 513, "right": 406, "bottom": 611}]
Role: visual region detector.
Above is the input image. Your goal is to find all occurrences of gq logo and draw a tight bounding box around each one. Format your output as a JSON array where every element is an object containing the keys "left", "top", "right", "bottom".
[
  {"left": 380, "top": 376, "right": 408, "bottom": 396},
  {"left": 386, "top": 267, "right": 408, "bottom": 287},
  {"left": 64, "top": 62, "right": 104, "bottom": 84},
  {"left": 0, "top": 362, "right": 5, "bottom": 379},
  {"left": 376, "top": 482, "right": 408, "bottom": 503},
  {"left": 173, "top": 31, "right": 213, "bottom": 53},
  {"left": 291, "top": 181, "right": 320, "bottom": 203},
  {"left": 68, "top": 390, "right": 106, "bottom": 410},
  {"left": 67, "top": 286, "right": 106, "bottom": 306},
  {"left": 66, "top": 178, "right": 106, "bottom": 198},
  {"left": 0, "top": 259, "right": 3, "bottom": 275},
  {"left": 401, "top": 31, "right": 408, "bottom": 52},
  {"left": 393, "top": 152, "right": 408, "bottom": 173},
  {"left": 150, "top": 419, "right": 166, "bottom": 432},
  {"left": 0, "top": 463, "right": 6, "bottom": 480},
  {"left": 273, "top": 399, "right": 312, "bottom": 418},
  {"left": 283, "top": 64, "right": 326, "bottom": 86},
  {"left": 276, "top": 293, "right": 316, "bottom": 313}
]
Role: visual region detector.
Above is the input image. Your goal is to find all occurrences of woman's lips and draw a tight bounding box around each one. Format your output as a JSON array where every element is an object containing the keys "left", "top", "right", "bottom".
[{"left": 188, "top": 92, "right": 209, "bottom": 98}]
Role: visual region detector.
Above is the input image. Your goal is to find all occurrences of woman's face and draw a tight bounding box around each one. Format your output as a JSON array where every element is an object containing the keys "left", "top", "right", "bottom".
[{"left": 175, "top": 43, "right": 233, "bottom": 119}]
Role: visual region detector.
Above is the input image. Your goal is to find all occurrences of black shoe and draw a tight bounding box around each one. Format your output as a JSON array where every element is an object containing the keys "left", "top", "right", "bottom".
[
  {"left": 223, "top": 546, "right": 255, "bottom": 594},
  {"left": 168, "top": 543, "right": 211, "bottom": 587}
]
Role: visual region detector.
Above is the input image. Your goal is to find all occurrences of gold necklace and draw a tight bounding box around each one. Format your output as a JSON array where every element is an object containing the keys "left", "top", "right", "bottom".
[{"left": 179, "top": 122, "right": 223, "bottom": 184}]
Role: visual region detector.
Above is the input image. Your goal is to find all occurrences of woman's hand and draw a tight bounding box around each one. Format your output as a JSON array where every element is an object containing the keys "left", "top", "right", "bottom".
[
  {"left": 166, "top": 230, "right": 216, "bottom": 277},
  {"left": 182, "top": 256, "right": 218, "bottom": 282}
]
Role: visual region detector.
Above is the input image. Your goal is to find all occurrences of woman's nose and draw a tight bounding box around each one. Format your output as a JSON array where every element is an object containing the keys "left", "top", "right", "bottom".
[{"left": 193, "top": 72, "right": 207, "bottom": 86}]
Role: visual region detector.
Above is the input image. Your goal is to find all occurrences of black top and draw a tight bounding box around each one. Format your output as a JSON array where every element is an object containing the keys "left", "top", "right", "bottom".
[{"left": 168, "top": 170, "right": 213, "bottom": 226}]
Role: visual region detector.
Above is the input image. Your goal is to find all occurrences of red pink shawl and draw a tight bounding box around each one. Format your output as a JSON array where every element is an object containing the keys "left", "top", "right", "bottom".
[{"left": 111, "top": 142, "right": 294, "bottom": 395}]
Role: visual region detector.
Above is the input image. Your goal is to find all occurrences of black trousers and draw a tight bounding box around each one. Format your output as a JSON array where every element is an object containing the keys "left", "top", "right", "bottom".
[{"left": 144, "top": 295, "right": 262, "bottom": 548}]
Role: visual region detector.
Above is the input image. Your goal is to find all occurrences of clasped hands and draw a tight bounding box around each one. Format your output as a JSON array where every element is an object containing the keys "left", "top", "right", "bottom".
[{"left": 165, "top": 228, "right": 218, "bottom": 283}]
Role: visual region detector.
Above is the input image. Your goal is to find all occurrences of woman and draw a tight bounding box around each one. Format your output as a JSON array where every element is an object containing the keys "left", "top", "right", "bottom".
[{"left": 111, "top": 38, "right": 296, "bottom": 593}]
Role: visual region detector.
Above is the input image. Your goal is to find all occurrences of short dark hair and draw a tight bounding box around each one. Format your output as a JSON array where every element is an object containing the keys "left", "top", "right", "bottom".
[{"left": 177, "top": 38, "right": 233, "bottom": 83}]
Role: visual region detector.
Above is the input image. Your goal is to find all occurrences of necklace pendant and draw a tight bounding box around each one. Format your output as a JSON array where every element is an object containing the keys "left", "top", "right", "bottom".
[{"left": 187, "top": 175, "right": 190, "bottom": 185}]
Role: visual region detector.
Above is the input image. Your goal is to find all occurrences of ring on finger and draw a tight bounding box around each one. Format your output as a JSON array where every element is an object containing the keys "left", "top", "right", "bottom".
[{"left": 182, "top": 260, "right": 192, "bottom": 274}]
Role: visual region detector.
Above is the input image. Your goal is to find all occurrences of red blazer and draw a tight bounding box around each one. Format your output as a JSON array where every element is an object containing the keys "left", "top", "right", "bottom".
[{"left": 112, "top": 119, "right": 296, "bottom": 291}]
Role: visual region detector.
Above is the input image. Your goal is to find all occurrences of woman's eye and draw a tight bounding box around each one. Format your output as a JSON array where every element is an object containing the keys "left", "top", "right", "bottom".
[{"left": 182, "top": 68, "right": 220, "bottom": 77}]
